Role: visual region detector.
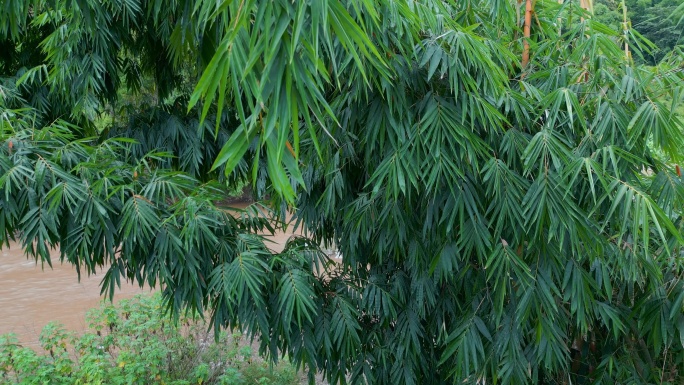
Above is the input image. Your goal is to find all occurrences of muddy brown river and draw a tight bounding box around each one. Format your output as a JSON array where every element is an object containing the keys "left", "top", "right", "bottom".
[
  {"left": 0, "top": 243, "right": 149, "bottom": 347},
  {"left": 0, "top": 207, "right": 300, "bottom": 347}
]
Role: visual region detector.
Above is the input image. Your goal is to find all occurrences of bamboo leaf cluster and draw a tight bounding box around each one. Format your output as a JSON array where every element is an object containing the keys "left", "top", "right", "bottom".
[{"left": 2, "top": 0, "right": 684, "bottom": 384}]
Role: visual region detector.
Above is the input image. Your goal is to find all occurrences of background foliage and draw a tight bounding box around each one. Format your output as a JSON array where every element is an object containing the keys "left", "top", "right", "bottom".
[
  {"left": 1, "top": 0, "right": 684, "bottom": 384},
  {"left": 593, "top": 0, "right": 683, "bottom": 65}
]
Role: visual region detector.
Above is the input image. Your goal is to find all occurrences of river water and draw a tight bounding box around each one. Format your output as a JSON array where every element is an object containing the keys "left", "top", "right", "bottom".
[
  {"left": 0, "top": 244, "right": 149, "bottom": 347},
  {"left": 0, "top": 204, "right": 301, "bottom": 347}
]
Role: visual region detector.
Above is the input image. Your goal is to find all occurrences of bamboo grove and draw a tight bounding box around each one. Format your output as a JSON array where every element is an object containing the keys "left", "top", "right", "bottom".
[{"left": 2, "top": 0, "right": 684, "bottom": 383}]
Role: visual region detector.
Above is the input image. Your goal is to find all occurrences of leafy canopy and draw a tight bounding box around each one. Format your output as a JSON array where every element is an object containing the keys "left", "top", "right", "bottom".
[{"left": 2, "top": 0, "right": 684, "bottom": 384}]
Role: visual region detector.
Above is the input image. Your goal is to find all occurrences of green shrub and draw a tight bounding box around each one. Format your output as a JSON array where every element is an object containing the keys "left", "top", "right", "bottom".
[{"left": 0, "top": 294, "right": 302, "bottom": 385}]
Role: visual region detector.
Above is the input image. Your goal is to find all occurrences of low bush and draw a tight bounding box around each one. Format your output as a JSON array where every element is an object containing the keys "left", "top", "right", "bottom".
[{"left": 0, "top": 293, "right": 301, "bottom": 385}]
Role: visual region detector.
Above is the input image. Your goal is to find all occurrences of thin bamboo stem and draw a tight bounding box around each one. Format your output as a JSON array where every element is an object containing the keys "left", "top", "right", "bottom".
[{"left": 622, "top": 0, "right": 631, "bottom": 63}]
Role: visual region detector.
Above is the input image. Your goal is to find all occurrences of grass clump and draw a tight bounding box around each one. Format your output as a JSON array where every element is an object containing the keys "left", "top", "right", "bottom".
[{"left": 0, "top": 293, "right": 301, "bottom": 385}]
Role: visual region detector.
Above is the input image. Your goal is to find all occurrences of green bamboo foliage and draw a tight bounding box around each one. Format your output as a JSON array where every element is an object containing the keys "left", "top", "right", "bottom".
[{"left": 2, "top": 0, "right": 684, "bottom": 384}]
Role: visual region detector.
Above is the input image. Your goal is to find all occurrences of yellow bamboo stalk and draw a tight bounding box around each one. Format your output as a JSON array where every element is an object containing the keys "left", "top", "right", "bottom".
[{"left": 522, "top": 0, "right": 533, "bottom": 68}]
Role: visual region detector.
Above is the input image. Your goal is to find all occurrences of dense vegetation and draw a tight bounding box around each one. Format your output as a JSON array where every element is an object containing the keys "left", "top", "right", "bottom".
[
  {"left": 0, "top": 294, "right": 301, "bottom": 385},
  {"left": 594, "top": 0, "right": 683, "bottom": 64},
  {"left": 1, "top": 0, "right": 684, "bottom": 384}
]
